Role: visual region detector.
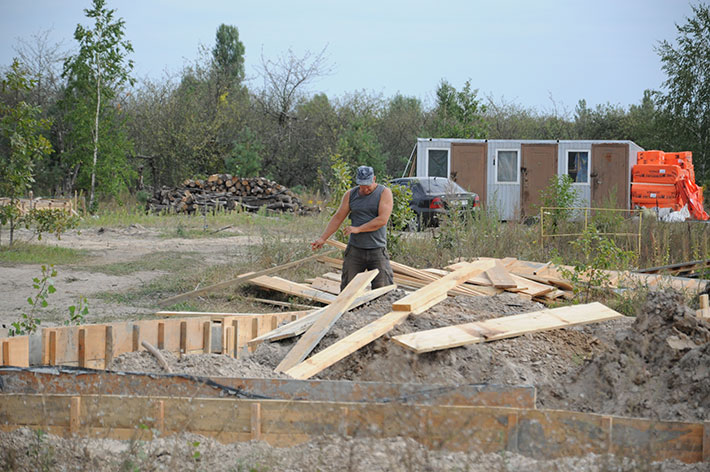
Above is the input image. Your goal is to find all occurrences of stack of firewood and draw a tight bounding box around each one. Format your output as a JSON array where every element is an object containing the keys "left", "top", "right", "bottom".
[{"left": 146, "top": 174, "right": 305, "bottom": 214}]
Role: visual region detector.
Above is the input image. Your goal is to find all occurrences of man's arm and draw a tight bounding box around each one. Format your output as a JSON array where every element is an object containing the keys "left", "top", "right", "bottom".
[
  {"left": 344, "top": 187, "right": 393, "bottom": 236},
  {"left": 311, "top": 190, "right": 351, "bottom": 250}
]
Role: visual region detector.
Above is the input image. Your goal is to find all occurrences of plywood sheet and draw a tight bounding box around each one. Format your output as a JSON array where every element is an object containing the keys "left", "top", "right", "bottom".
[{"left": 392, "top": 302, "right": 623, "bottom": 353}]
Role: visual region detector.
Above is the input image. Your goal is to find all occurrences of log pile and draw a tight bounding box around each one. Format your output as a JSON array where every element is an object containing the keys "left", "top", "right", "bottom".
[{"left": 147, "top": 174, "right": 306, "bottom": 214}]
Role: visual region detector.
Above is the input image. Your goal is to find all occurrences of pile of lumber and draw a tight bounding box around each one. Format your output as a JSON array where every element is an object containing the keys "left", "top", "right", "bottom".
[{"left": 146, "top": 174, "right": 306, "bottom": 214}]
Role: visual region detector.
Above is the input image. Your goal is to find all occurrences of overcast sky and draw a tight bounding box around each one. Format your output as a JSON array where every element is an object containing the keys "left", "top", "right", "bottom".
[{"left": 0, "top": 0, "right": 699, "bottom": 112}]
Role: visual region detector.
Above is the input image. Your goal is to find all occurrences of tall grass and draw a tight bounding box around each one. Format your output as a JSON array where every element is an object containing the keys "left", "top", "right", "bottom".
[{"left": 0, "top": 243, "right": 88, "bottom": 265}]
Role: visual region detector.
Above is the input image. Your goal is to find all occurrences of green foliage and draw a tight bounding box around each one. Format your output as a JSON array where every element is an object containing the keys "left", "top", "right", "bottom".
[
  {"left": 224, "top": 127, "right": 264, "bottom": 177},
  {"left": 656, "top": 3, "right": 710, "bottom": 180},
  {"left": 0, "top": 59, "right": 54, "bottom": 244},
  {"left": 61, "top": 0, "right": 135, "bottom": 208},
  {"left": 212, "top": 24, "right": 245, "bottom": 90},
  {"left": 23, "top": 208, "right": 80, "bottom": 240},
  {"left": 326, "top": 154, "right": 353, "bottom": 214},
  {"left": 10, "top": 264, "right": 56, "bottom": 336},
  {"left": 430, "top": 79, "right": 488, "bottom": 138},
  {"left": 336, "top": 117, "right": 386, "bottom": 176},
  {"left": 67, "top": 296, "right": 89, "bottom": 326},
  {"left": 539, "top": 174, "right": 577, "bottom": 229},
  {"left": 556, "top": 227, "right": 635, "bottom": 303},
  {"left": 386, "top": 182, "right": 415, "bottom": 256}
]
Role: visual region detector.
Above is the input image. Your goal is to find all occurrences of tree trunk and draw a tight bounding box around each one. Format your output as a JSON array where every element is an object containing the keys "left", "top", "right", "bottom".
[{"left": 89, "top": 54, "right": 101, "bottom": 211}]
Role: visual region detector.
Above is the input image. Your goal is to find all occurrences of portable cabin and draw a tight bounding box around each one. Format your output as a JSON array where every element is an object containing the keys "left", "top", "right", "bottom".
[{"left": 411, "top": 138, "right": 643, "bottom": 220}]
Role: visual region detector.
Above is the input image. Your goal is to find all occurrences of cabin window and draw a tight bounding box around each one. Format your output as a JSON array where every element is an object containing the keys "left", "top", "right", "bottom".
[
  {"left": 496, "top": 150, "right": 519, "bottom": 183},
  {"left": 567, "top": 151, "right": 589, "bottom": 183},
  {"left": 427, "top": 149, "right": 449, "bottom": 177}
]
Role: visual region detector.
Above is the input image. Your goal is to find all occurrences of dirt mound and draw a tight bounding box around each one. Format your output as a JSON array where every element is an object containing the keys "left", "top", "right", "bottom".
[
  {"left": 550, "top": 290, "right": 710, "bottom": 421},
  {"left": 251, "top": 290, "right": 624, "bottom": 389},
  {"left": 109, "top": 350, "right": 289, "bottom": 379}
]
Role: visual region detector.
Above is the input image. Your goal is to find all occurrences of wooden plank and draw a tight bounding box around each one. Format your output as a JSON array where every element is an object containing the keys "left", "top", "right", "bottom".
[
  {"left": 157, "top": 249, "right": 337, "bottom": 306},
  {"left": 275, "top": 270, "right": 378, "bottom": 373},
  {"left": 392, "top": 260, "right": 496, "bottom": 314},
  {"left": 508, "top": 273, "right": 556, "bottom": 297},
  {"left": 309, "top": 277, "right": 341, "bottom": 295},
  {"left": 0, "top": 336, "right": 29, "bottom": 367},
  {"left": 248, "top": 284, "right": 396, "bottom": 345},
  {"left": 392, "top": 302, "right": 624, "bottom": 353},
  {"left": 484, "top": 261, "right": 517, "bottom": 289},
  {"left": 251, "top": 275, "right": 337, "bottom": 304},
  {"left": 285, "top": 310, "right": 411, "bottom": 380},
  {"left": 155, "top": 310, "right": 311, "bottom": 319},
  {"left": 202, "top": 321, "right": 212, "bottom": 354},
  {"left": 324, "top": 239, "right": 438, "bottom": 282}
]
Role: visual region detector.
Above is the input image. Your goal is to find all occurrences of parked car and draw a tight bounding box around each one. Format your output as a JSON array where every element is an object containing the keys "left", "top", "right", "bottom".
[{"left": 390, "top": 177, "right": 480, "bottom": 230}]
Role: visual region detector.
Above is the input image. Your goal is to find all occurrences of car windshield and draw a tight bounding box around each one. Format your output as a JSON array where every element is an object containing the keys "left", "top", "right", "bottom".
[{"left": 417, "top": 178, "right": 468, "bottom": 195}]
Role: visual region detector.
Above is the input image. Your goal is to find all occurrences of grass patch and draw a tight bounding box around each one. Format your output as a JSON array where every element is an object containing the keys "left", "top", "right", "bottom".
[
  {"left": 81, "top": 251, "right": 200, "bottom": 276},
  {"left": 0, "top": 243, "right": 89, "bottom": 265}
]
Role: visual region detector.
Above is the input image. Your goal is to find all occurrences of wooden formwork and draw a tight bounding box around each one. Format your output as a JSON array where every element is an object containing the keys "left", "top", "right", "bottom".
[
  {"left": 0, "top": 336, "right": 29, "bottom": 367},
  {"left": 0, "top": 392, "right": 707, "bottom": 463},
  {"left": 0, "top": 311, "right": 310, "bottom": 369},
  {"left": 0, "top": 196, "right": 77, "bottom": 216}
]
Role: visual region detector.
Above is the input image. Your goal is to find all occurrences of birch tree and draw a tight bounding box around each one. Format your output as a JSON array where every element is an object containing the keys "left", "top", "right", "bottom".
[{"left": 62, "top": 0, "right": 134, "bottom": 209}]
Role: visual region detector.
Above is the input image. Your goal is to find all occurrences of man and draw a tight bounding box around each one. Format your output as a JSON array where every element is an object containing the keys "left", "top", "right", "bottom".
[{"left": 311, "top": 165, "right": 395, "bottom": 290}]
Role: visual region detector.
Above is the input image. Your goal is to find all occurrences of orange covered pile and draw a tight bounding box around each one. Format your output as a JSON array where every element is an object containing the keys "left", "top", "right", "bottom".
[{"left": 631, "top": 150, "right": 708, "bottom": 220}]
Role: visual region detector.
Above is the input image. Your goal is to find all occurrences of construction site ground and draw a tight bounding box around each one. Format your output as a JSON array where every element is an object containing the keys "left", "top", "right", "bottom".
[{"left": 1, "top": 225, "right": 708, "bottom": 471}]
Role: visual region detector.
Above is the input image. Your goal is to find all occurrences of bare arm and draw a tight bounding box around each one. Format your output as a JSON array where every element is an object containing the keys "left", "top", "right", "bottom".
[
  {"left": 311, "top": 190, "right": 351, "bottom": 250},
  {"left": 344, "top": 187, "right": 393, "bottom": 236}
]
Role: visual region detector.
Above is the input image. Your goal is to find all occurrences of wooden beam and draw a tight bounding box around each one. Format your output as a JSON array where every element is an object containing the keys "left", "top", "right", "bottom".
[
  {"left": 275, "top": 270, "right": 378, "bottom": 373},
  {"left": 392, "top": 302, "right": 624, "bottom": 354},
  {"left": 392, "top": 260, "right": 496, "bottom": 314},
  {"left": 157, "top": 249, "right": 337, "bottom": 306},
  {"left": 250, "top": 275, "right": 336, "bottom": 305},
  {"left": 484, "top": 260, "right": 517, "bottom": 289},
  {"left": 155, "top": 310, "right": 312, "bottom": 319},
  {"left": 248, "top": 284, "right": 396, "bottom": 345},
  {"left": 285, "top": 310, "right": 411, "bottom": 380}
]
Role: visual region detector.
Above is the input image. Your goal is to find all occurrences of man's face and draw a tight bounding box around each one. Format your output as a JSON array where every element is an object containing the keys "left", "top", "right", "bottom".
[{"left": 358, "top": 176, "right": 377, "bottom": 195}]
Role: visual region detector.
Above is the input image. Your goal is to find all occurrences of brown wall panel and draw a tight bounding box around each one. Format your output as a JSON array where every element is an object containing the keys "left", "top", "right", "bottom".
[
  {"left": 451, "top": 143, "right": 487, "bottom": 205},
  {"left": 521, "top": 144, "right": 558, "bottom": 218},
  {"left": 591, "top": 144, "right": 629, "bottom": 209}
]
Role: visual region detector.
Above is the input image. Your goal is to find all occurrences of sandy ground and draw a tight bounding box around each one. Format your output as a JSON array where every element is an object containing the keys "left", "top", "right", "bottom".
[{"left": 0, "top": 225, "right": 259, "bottom": 328}]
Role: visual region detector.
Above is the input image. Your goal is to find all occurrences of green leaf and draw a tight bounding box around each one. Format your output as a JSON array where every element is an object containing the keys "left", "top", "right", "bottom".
[
  {"left": 48, "top": 285, "right": 56, "bottom": 294},
  {"left": 27, "top": 297, "right": 34, "bottom": 305},
  {"left": 41, "top": 300, "right": 48, "bottom": 308}
]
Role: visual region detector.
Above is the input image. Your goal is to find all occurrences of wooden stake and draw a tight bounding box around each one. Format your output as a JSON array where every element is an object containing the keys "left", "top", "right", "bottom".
[
  {"left": 105, "top": 326, "right": 114, "bottom": 368},
  {"left": 70, "top": 397, "right": 81, "bottom": 434},
  {"left": 157, "top": 322, "right": 165, "bottom": 350},
  {"left": 49, "top": 330, "right": 57, "bottom": 365},
  {"left": 179, "top": 321, "right": 187, "bottom": 358},
  {"left": 78, "top": 328, "right": 87, "bottom": 368},
  {"left": 1, "top": 341, "right": 8, "bottom": 366},
  {"left": 155, "top": 400, "right": 165, "bottom": 433},
  {"left": 202, "top": 321, "right": 212, "bottom": 354},
  {"left": 251, "top": 403, "right": 262, "bottom": 441},
  {"left": 132, "top": 325, "right": 140, "bottom": 352}
]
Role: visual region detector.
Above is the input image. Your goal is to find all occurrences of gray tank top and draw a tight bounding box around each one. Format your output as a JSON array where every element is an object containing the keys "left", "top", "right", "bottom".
[{"left": 348, "top": 184, "right": 387, "bottom": 249}]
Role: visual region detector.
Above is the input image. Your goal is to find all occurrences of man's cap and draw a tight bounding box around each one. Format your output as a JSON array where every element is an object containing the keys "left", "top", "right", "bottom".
[{"left": 355, "top": 166, "right": 374, "bottom": 185}]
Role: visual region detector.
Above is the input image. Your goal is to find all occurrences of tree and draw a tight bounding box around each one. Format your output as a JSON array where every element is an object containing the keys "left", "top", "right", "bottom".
[
  {"left": 212, "top": 24, "right": 245, "bottom": 95},
  {"left": 656, "top": 3, "right": 710, "bottom": 180},
  {"left": 429, "top": 79, "right": 488, "bottom": 138},
  {"left": 62, "top": 0, "right": 134, "bottom": 209},
  {"left": 256, "top": 46, "right": 332, "bottom": 127},
  {"left": 0, "top": 60, "right": 53, "bottom": 244}
]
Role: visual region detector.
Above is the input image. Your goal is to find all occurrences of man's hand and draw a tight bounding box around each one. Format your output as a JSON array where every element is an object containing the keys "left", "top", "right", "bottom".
[
  {"left": 343, "top": 226, "right": 360, "bottom": 236},
  {"left": 311, "top": 237, "right": 326, "bottom": 250}
]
